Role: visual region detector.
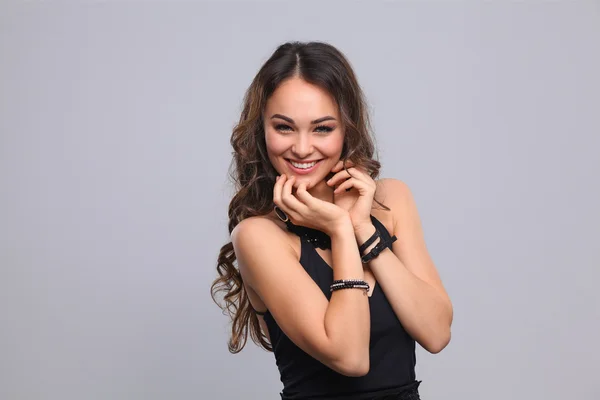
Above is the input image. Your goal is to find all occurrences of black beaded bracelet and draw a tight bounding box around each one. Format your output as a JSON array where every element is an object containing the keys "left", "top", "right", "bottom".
[{"left": 330, "top": 279, "right": 370, "bottom": 293}]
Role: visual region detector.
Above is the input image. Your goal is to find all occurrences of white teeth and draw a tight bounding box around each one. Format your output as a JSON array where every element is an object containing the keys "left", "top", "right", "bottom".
[{"left": 290, "top": 160, "right": 318, "bottom": 169}]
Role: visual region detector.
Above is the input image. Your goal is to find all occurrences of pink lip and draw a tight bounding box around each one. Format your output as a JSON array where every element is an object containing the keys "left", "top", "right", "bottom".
[{"left": 285, "top": 159, "right": 322, "bottom": 175}]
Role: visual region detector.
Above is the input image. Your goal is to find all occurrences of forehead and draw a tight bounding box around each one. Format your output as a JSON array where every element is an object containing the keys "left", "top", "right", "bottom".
[{"left": 265, "top": 78, "right": 339, "bottom": 120}]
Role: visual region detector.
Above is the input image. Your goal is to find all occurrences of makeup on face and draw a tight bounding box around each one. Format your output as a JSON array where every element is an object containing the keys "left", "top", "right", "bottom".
[
  {"left": 263, "top": 78, "right": 345, "bottom": 189},
  {"left": 270, "top": 115, "right": 337, "bottom": 137},
  {"left": 269, "top": 114, "right": 339, "bottom": 178},
  {"left": 285, "top": 159, "right": 323, "bottom": 175}
]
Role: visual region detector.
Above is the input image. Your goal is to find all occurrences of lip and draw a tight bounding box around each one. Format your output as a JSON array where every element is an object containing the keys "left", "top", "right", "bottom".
[{"left": 285, "top": 159, "right": 322, "bottom": 175}]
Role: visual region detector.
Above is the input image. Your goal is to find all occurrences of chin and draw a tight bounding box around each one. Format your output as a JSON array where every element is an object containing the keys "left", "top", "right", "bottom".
[
  {"left": 292, "top": 175, "right": 314, "bottom": 189},
  {"left": 295, "top": 175, "right": 328, "bottom": 191}
]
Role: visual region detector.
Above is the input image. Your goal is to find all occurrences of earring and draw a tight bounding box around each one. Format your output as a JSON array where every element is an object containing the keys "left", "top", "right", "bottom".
[{"left": 274, "top": 205, "right": 289, "bottom": 222}]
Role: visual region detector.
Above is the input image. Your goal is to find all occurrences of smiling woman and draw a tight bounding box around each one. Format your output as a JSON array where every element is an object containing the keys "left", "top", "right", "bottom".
[
  {"left": 265, "top": 78, "right": 345, "bottom": 186},
  {"left": 211, "top": 41, "right": 452, "bottom": 400}
]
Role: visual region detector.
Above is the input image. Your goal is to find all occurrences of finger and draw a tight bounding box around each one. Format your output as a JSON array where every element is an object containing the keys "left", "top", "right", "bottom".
[
  {"left": 281, "top": 176, "right": 307, "bottom": 214},
  {"left": 294, "top": 181, "right": 316, "bottom": 206},
  {"left": 283, "top": 174, "right": 295, "bottom": 193},
  {"left": 330, "top": 160, "right": 344, "bottom": 173},
  {"left": 343, "top": 166, "right": 366, "bottom": 177},
  {"left": 330, "top": 159, "right": 354, "bottom": 173},
  {"left": 327, "top": 170, "right": 350, "bottom": 186},
  {"left": 327, "top": 167, "right": 368, "bottom": 187},
  {"left": 333, "top": 178, "right": 364, "bottom": 195},
  {"left": 273, "top": 174, "right": 287, "bottom": 207},
  {"left": 274, "top": 175, "right": 298, "bottom": 218}
]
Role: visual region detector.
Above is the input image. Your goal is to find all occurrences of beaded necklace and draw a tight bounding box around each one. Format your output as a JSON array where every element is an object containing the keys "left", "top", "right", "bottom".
[{"left": 274, "top": 206, "right": 332, "bottom": 250}]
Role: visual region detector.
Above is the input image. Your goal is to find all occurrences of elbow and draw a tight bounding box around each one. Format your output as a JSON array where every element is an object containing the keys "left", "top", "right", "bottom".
[
  {"left": 338, "top": 359, "right": 370, "bottom": 377},
  {"left": 423, "top": 329, "right": 451, "bottom": 354},
  {"left": 331, "top": 353, "right": 370, "bottom": 377}
]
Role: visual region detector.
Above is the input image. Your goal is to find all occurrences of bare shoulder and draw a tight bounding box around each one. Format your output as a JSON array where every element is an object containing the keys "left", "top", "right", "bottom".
[
  {"left": 375, "top": 178, "right": 413, "bottom": 206},
  {"left": 231, "top": 215, "right": 295, "bottom": 279},
  {"left": 372, "top": 178, "right": 414, "bottom": 232},
  {"left": 231, "top": 214, "right": 286, "bottom": 244},
  {"left": 374, "top": 177, "right": 424, "bottom": 241}
]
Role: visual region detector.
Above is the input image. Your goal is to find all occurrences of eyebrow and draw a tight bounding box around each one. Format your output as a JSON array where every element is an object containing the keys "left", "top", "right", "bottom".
[{"left": 270, "top": 114, "right": 337, "bottom": 125}]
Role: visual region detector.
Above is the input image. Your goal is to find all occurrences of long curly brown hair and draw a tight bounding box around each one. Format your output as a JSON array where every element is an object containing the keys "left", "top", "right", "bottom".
[{"left": 211, "top": 41, "right": 388, "bottom": 353}]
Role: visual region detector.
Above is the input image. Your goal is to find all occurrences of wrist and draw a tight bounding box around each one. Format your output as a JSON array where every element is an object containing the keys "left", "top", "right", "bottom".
[
  {"left": 354, "top": 223, "right": 377, "bottom": 245},
  {"left": 326, "top": 214, "right": 354, "bottom": 238},
  {"left": 354, "top": 223, "right": 382, "bottom": 258}
]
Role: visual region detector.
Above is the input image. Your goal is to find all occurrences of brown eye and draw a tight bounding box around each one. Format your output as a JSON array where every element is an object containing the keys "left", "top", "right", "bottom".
[
  {"left": 275, "top": 124, "right": 293, "bottom": 132},
  {"left": 315, "top": 125, "right": 334, "bottom": 133}
]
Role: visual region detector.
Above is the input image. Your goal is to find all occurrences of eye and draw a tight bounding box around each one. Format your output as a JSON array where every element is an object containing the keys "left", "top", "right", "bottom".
[
  {"left": 275, "top": 124, "right": 293, "bottom": 132},
  {"left": 315, "top": 125, "right": 335, "bottom": 133}
]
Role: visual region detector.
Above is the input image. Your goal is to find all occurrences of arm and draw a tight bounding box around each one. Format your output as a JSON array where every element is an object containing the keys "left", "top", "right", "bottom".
[
  {"left": 355, "top": 178, "right": 453, "bottom": 354},
  {"left": 233, "top": 215, "right": 371, "bottom": 376}
]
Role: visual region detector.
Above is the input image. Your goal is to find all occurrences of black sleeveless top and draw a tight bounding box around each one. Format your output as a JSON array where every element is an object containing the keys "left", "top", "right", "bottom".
[{"left": 258, "top": 215, "right": 419, "bottom": 399}]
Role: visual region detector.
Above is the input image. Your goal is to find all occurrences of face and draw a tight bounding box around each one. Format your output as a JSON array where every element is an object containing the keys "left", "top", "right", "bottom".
[{"left": 263, "top": 77, "right": 345, "bottom": 190}]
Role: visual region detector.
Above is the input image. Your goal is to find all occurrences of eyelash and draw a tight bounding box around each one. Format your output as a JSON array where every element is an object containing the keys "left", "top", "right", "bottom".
[{"left": 275, "top": 124, "right": 334, "bottom": 133}]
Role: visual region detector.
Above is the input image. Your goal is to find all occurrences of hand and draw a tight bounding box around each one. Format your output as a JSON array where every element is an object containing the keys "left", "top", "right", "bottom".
[
  {"left": 273, "top": 174, "right": 350, "bottom": 236},
  {"left": 326, "top": 160, "right": 377, "bottom": 231}
]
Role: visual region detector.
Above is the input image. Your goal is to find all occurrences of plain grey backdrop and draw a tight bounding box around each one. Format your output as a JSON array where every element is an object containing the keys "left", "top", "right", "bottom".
[{"left": 1, "top": 1, "right": 599, "bottom": 399}]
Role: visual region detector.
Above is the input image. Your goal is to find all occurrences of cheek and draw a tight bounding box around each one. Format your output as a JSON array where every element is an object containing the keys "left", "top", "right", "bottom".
[
  {"left": 265, "top": 130, "right": 287, "bottom": 154},
  {"left": 265, "top": 131, "right": 289, "bottom": 171},
  {"left": 322, "top": 134, "right": 345, "bottom": 157}
]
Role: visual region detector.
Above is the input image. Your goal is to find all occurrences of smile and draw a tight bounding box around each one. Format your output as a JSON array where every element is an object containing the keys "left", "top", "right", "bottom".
[{"left": 286, "top": 159, "right": 322, "bottom": 174}]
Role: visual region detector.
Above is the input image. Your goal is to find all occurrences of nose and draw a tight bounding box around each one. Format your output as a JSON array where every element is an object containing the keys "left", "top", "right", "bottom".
[{"left": 291, "top": 133, "right": 313, "bottom": 159}]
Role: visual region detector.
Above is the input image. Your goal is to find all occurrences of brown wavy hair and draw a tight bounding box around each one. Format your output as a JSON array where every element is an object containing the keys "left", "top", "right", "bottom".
[{"left": 211, "top": 41, "right": 388, "bottom": 353}]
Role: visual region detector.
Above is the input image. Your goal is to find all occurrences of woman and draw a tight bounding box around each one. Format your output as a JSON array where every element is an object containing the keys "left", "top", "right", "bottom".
[{"left": 211, "top": 41, "right": 453, "bottom": 399}]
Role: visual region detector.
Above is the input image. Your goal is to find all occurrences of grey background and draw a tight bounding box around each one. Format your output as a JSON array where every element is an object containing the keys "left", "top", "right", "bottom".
[{"left": 1, "top": 1, "right": 599, "bottom": 399}]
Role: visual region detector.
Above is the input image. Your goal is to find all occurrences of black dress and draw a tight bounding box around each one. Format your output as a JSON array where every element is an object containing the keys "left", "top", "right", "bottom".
[{"left": 255, "top": 215, "right": 421, "bottom": 399}]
